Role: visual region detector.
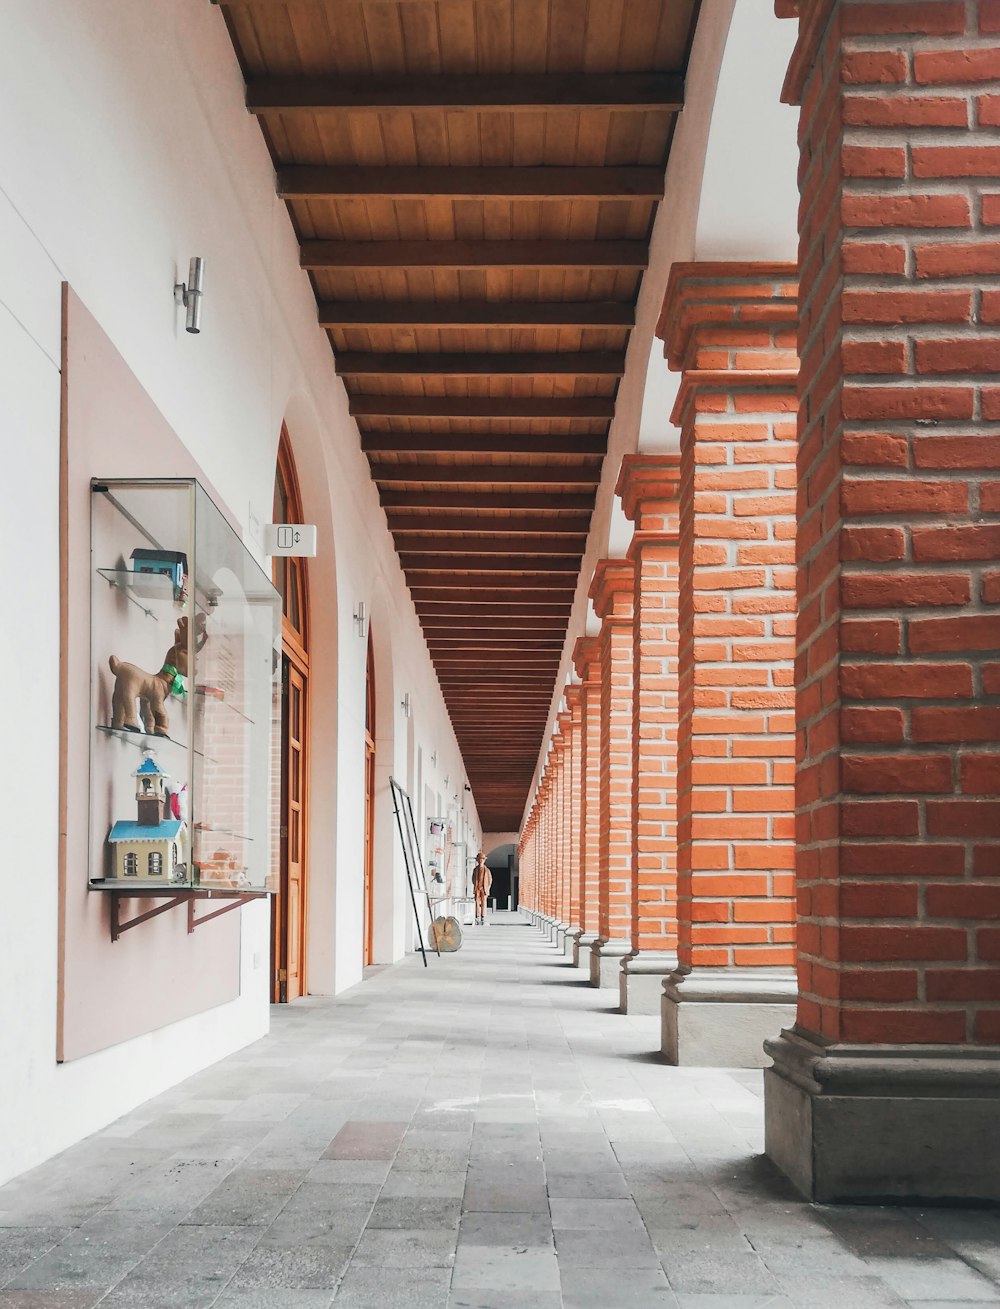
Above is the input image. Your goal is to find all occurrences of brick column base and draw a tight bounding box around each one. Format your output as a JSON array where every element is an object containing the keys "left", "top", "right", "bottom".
[
  {"left": 617, "top": 454, "right": 683, "bottom": 1015},
  {"left": 588, "top": 560, "right": 636, "bottom": 992},
  {"left": 765, "top": 0, "right": 1000, "bottom": 1201},
  {"left": 657, "top": 261, "right": 800, "bottom": 1064},
  {"left": 573, "top": 637, "right": 602, "bottom": 970}
]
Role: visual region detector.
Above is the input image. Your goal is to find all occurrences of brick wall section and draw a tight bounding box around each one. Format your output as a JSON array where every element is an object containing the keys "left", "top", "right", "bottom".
[
  {"left": 617, "top": 454, "right": 683, "bottom": 956},
  {"left": 549, "top": 758, "right": 558, "bottom": 920},
  {"left": 558, "top": 709, "right": 574, "bottom": 923},
  {"left": 785, "top": 0, "right": 1000, "bottom": 1045},
  {"left": 590, "top": 559, "right": 636, "bottom": 947},
  {"left": 567, "top": 685, "right": 584, "bottom": 932},
  {"left": 574, "top": 636, "right": 603, "bottom": 938},
  {"left": 658, "top": 263, "right": 799, "bottom": 972}
]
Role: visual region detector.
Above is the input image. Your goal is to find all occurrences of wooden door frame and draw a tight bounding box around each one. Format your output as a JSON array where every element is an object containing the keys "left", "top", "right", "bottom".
[
  {"left": 273, "top": 428, "right": 310, "bottom": 1002},
  {"left": 364, "top": 628, "right": 375, "bottom": 967}
]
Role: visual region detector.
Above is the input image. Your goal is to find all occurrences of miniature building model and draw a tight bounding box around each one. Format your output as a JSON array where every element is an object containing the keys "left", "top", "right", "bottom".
[{"left": 107, "top": 754, "right": 187, "bottom": 882}]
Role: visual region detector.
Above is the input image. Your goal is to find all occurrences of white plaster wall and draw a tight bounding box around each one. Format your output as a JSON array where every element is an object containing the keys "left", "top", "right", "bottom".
[{"left": 0, "top": 0, "right": 479, "bottom": 1186}]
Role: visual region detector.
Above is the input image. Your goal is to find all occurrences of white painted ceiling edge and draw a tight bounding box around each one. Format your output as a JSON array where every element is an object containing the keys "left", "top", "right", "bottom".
[{"left": 519, "top": 0, "right": 802, "bottom": 832}]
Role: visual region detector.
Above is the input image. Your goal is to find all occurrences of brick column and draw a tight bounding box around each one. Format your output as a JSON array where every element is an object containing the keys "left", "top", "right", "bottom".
[
  {"left": 565, "top": 685, "right": 585, "bottom": 960},
  {"left": 539, "top": 769, "right": 547, "bottom": 926},
  {"left": 657, "top": 262, "right": 799, "bottom": 1064},
  {"left": 552, "top": 714, "right": 571, "bottom": 948},
  {"left": 615, "top": 454, "right": 683, "bottom": 1014},
  {"left": 764, "top": 0, "right": 1000, "bottom": 1203},
  {"left": 574, "top": 636, "right": 602, "bottom": 968},
  {"left": 588, "top": 559, "right": 636, "bottom": 990}
]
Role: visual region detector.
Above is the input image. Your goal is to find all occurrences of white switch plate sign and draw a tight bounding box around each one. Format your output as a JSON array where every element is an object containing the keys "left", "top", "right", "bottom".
[{"left": 263, "top": 523, "right": 318, "bottom": 557}]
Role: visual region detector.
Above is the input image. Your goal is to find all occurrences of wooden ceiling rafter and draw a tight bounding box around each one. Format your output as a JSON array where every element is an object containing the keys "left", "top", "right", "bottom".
[
  {"left": 217, "top": 0, "right": 698, "bottom": 826},
  {"left": 245, "top": 71, "right": 684, "bottom": 114}
]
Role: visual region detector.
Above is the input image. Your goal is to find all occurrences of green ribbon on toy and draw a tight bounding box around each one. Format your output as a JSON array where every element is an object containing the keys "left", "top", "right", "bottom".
[{"left": 160, "top": 664, "right": 187, "bottom": 698}]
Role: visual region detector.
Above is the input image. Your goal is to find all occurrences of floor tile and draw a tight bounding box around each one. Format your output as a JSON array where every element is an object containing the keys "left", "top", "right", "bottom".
[{"left": 0, "top": 918, "right": 997, "bottom": 1309}]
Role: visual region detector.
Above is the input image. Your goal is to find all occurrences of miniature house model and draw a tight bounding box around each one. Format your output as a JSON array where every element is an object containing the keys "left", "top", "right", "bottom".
[{"left": 107, "top": 753, "right": 187, "bottom": 882}]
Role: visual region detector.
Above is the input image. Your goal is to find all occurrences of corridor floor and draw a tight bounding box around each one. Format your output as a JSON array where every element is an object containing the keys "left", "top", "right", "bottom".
[{"left": 3, "top": 916, "right": 1000, "bottom": 1309}]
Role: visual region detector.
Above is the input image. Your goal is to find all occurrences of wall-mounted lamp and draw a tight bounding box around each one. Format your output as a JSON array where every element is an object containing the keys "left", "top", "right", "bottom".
[
  {"left": 174, "top": 256, "right": 205, "bottom": 334},
  {"left": 354, "top": 601, "right": 367, "bottom": 638},
  {"left": 430, "top": 751, "right": 438, "bottom": 768},
  {"left": 400, "top": 692, "right": 411, "bottom": 718},
  {"left": 443, "top": 774, "right": 449, "bottom": 788},
  {"left": 464, "top": 783, "right": 472, "bottom": 793}
]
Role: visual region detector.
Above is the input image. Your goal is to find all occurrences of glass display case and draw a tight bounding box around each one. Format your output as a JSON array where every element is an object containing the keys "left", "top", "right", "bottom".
[{"left": 90, "top": 479, "right": 281, "bottom": 895}]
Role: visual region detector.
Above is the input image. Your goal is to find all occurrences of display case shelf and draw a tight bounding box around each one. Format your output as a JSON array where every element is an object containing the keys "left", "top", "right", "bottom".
[{"left": 90, "top": 478, "right": 280, "bottom": 899}]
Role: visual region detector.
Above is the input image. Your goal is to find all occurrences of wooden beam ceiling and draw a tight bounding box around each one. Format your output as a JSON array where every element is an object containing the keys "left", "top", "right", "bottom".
[
  {"left": 216, "top": 0, "right": 697, "bottom": 827},
  {"left": 279, "top": 166, "right": 664, "bottom": 201},
  {"left": 300, "top": 240, "right": 648, "bottom": 271},
  {"left": 364, "top": 435, "right": 606, "bottom": 456},
  {"left": 320, "top": 302, "right": 634, "bottom": 330},
  {"left": 247, "top": 72, "right": 684, "bottom": 114},
  {"left": 337, "top": 352, "right": 625, "bottom": 378}
]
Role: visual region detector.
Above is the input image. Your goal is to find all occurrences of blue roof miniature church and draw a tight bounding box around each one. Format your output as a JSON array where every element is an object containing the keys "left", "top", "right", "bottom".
[{"left": 106, "top": 751, "right": 188, "bottom": 881}]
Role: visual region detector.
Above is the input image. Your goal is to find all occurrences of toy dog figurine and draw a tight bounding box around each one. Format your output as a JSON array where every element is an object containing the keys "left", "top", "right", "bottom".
[{"left": 109, "top": 615, "right": 207, "bottom": 737}]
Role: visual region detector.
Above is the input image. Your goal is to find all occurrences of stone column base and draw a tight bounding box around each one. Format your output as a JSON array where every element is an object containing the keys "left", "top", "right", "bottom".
[
  {"left": 564, "top": 927, "right": 582, "bottom": 961},
  {"left": 661, "top": 969, "right": 796, "bottom": 1067},
  {"left": 765, "top": 1030, "right": 1000, "bottom": 1203},
  {"left": 575, "top": 931, "right": 598, "bottom": 969},
  {"left": 620, "top": 951, "right": 677, "bottom": 1015},
  {"left": 590, "top": 937, "right": 630, "bottom": 990},
  {"left": 554, "top": 921, "right": 569, "bottom": 951}
]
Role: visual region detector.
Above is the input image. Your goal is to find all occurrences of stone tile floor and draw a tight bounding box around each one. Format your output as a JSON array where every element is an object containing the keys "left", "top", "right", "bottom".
[{"left": 2, "top": 914, "right": 1000, "bottom": 1308}]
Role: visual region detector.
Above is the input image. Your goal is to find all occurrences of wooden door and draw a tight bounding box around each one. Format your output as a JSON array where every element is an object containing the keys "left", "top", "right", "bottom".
[
  {"left": 363, "top": 631, "right": 376, "bottom": 966},
  {"left": 280, "top": 658, "right": 307, "bottom": 999},
  {"left": 271, "top": 429, "right": 310, "bottom": 1002}
]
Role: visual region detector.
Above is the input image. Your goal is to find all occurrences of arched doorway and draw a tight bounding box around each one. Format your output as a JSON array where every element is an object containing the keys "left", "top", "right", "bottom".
[
  {"left": 364, "top": 628, "right": 376, "bottom": 966},
  {"left": 272, "top": 429, "right": 310, "bottom": 1002}
]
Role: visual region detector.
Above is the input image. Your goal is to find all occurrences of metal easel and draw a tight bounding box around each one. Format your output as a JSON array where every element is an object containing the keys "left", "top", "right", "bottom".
[{"left": 389, "top": 777, "right": 439, "bottom": 965}]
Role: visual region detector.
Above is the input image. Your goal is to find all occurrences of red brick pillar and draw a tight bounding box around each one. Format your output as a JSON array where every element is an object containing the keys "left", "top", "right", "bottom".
[
  {"left": 657, "top": 262, "right": 800, "bottom": 1063},
  {"left": 551, "top": 715, "right": 570, "bottom": 945},
  {"left": 574, "top": 636, "right": 603, "bottom": 967},
  {"left": 615, "top": 454, "right": 683, "bottom": 1014},
  {"left": 519, "top": 817, "right": 533, "bottom": 915},
  {"left": 588, "top": 559, "right": 636, "bottom": 991},
  {"left": 765, "top": 0, "right": 1000, "bottom": 1204},
  {"left": 538, "top": 773, "right": 550, "bottom": 923},
  {"left": 565, "top": 684, "right": 585, "bottom": 958}
]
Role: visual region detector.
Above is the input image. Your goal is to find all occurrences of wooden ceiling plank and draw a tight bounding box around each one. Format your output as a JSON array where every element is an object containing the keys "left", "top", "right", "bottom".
[
  {"left": 367, "top": 435, "right": 605, "bottom": 456},
  {"left": 340, "top": 351, "right": 624, "bottom": 377},
  {"left": 355, "top": 397, "right": 615, "bottom": 420},
  {"left": 279, "top": 165, "right": 663, "bottom": 200},
  {"left": 246, "top": 72, "right": 684, "bottom": 113},
  {"left": 387, "top": 512, "right": 592, "bottom": 534},
  {"left": 301, "top": 240, "right": 648, "bottom": 270},
  {"left": 380, "top": 491, "right": 595, "bottom": 510},
  {"left": 374, "top": 463, "right": 601, "bottom": 484},
  {"left": 403, "top": 534, "right": 585, "bottom": 554},
  {"left": 320, "top": 301, "right": 634, "bottom": 329}
]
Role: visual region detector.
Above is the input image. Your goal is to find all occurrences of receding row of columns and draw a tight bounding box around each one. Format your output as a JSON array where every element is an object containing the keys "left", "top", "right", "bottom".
[
  {"left": 518, "top": 0, "right": 1000, "bottom": 1204},
  {"left": 521, "top": 261, "right": 801, "bottom": 1060}
]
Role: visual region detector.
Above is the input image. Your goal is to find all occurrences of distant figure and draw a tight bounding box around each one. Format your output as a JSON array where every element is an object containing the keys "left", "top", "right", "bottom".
[{"left": 472, "top": 850, "right": 492, "bottom": 925}]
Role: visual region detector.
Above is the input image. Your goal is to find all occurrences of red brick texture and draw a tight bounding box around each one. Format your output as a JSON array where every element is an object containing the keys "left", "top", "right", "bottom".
[
  {"left": 658, "top": 263, "right": 799, "bottom": 973},
  {"left": 590, "top": 560, "right": 636, "bottom": 948},
  {"left": 557, "top": 709, "right": 574, "bottom": 923},
  {"left": 787, "top": 0, "right": 1000, "bottom": 1045},
  {"left": 574, "top": 636, "right": 603, "bottom": 939},
  {"left": 617, "top": 454, "right": 683, "bottom": 956},
  {"left": 566, "top": 685, "right": 584, "bottom": 934}
]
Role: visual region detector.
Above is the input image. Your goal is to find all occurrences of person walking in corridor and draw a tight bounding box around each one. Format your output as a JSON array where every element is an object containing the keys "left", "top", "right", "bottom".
[{"left": 472, "top": 850, "right": 492, "bottom": 926}]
